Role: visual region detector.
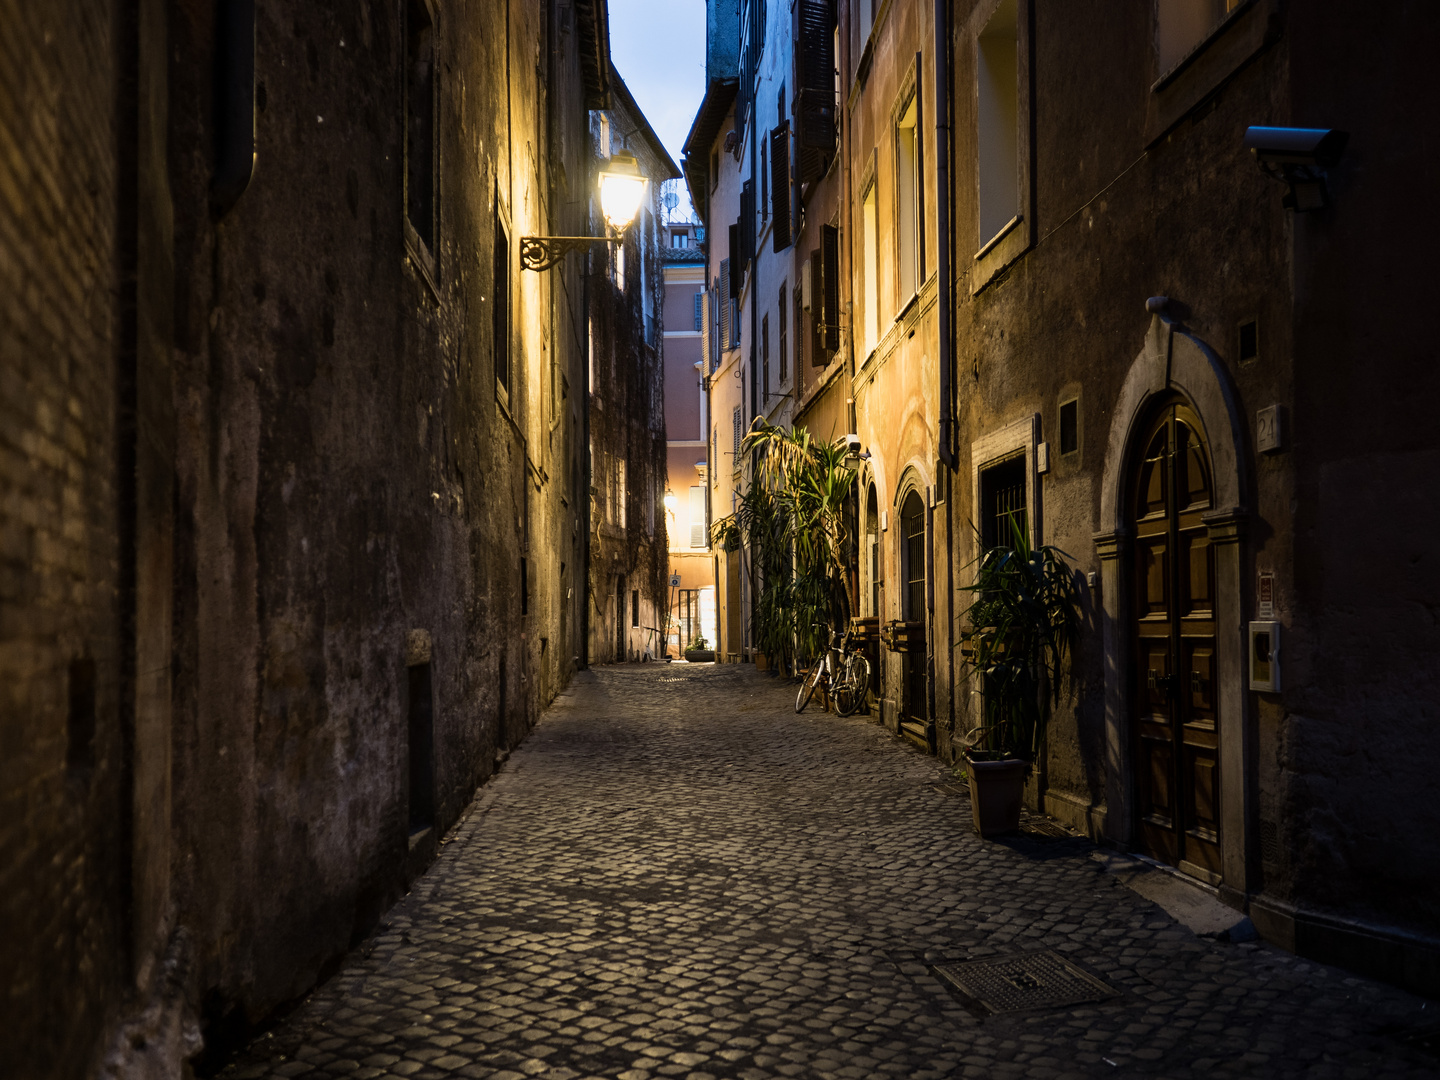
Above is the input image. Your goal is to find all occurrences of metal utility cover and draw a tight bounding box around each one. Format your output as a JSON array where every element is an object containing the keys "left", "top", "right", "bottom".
[{"left": 933, "top": 950, "right": 1118, "bottom": 1014}]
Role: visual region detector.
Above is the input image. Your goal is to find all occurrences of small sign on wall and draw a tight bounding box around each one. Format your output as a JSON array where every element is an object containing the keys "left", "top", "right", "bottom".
[
  {"left": 1257, "top": 570, "right": 1275, "bottom": 620},
  {"left": 1257, "top": 405, "right": 1284, "bottom": 453}
]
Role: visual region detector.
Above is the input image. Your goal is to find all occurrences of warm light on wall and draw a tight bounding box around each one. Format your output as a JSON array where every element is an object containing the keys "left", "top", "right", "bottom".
[{"left": 663, "top": 489, "right": 678, "bottom": 513}]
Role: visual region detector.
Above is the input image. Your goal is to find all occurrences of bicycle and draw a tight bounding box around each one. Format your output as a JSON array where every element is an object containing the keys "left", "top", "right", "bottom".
[{"left": 795, "top": 622, "right": 872, "bottom": 717}]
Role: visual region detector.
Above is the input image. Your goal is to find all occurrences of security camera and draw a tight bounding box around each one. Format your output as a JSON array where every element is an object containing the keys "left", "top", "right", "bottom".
[
  {"left": 844, "top": 433, "right": 863, "bottom": 457},
  {"left": 1242, "top": 127, "right": 1349, "bottom": 212},
  {"left": 1242, "top": 127, "right": 1348, "bottom": 167}
]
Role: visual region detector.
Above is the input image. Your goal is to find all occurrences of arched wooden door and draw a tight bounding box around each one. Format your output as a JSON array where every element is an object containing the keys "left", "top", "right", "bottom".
[
  {"left": 1130, "top": 400, "right": 1223, "bottom": 878},
  {"left": 899, "top": 490, "right": 928, "bottom": 727}
]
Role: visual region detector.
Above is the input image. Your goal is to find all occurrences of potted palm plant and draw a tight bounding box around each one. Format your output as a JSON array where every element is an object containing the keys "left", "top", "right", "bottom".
[
  {"left": 958, "top": 519, "right": 1081, "bottom": 837},
  {"left": 711, "top": 421, "right": 855, "bottom": 681}
]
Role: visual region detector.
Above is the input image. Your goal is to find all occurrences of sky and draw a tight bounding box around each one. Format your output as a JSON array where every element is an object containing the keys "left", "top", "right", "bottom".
[{"left": 607, "top": 0, "right": 707, "bottom": 221}]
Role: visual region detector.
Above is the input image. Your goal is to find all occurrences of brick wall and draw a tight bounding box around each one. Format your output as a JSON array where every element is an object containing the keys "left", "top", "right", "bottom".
[{"left": 0, "top": 1, "right": 130, "bottom": 1076}]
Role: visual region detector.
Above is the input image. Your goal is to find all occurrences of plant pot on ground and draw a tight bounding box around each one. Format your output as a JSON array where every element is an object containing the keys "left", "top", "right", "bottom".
[{"left": 958, "top": 518, "right": 1081, "bottom": 838}]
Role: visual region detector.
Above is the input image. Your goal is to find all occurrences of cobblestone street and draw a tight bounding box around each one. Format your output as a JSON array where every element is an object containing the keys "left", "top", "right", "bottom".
[{"left": 221, "top": 665, "right": 1435, "bottom": 1080}]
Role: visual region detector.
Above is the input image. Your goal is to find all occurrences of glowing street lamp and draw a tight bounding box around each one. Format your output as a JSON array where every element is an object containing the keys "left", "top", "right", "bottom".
[
  {"left": 521, "top": 150, "right": 648, "bottom": 271},
  {"left": 598, "top": 151, "right": 648, "bottom": 232},
  {"left": 663, "top": 489, "right": 678, "bottom": 513}
]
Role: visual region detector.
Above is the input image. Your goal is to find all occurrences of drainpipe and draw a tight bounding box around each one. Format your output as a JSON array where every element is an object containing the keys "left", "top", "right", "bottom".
[
  {"left": 934, "top": 0, "right": 955, "bottom": 472},
  {"left": 580, "top": 247, "right": 592, "bottom": 669},
  {"left": 934, "top": 0, "right": 959, "bottom": 756}
]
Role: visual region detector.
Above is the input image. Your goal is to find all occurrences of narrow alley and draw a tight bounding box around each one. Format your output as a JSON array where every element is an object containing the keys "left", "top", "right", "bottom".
[{"left": 218, "top": 665, "right": 1432, "bottom": 1080}]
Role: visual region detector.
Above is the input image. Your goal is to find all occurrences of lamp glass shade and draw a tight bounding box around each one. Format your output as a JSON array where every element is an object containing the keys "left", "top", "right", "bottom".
[
  {"left": 599, "top": 152, "right": 647, "bottom": 231},
  {"left": 662, "top": 491, "right": 678, "bottom": 512}
]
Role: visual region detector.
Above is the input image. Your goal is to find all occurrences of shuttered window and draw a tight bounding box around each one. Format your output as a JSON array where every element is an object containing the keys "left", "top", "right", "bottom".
[
  {"left": 770, "top": 122, "right": 792, "bottom": 252},
  {"left": 690, "top": 486, "right": 706, "bottom": 548},
  {"left": 794, "top": 0, "right": 836, "bottom": 184},
  {"left": 719, "top": 259, "right": 731, "bottom": 351},
  {"left": 733, "top": 406, "right": 743, "bottom": 457},
  {"left": 821, "top": 223, "right": 840, "bottom": 354}
]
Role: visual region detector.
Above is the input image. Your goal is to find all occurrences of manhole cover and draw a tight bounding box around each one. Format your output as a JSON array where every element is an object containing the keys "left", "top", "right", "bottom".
[{"left": 933, "top": 950, "right": 1118, "bottom": 1014}]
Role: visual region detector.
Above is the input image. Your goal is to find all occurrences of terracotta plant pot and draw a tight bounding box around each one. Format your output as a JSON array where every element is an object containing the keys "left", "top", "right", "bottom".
[
  {"left": 965, "top": 754, "right": 1028, "bottom": 837},
  {"left": 754, "top": 651, "right": 770, "bottom": 672}
]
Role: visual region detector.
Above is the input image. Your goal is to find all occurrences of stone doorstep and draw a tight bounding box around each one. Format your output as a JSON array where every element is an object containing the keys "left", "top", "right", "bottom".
[{"left": 1091, "top": 849, "right": 1257, "bottom": 942}]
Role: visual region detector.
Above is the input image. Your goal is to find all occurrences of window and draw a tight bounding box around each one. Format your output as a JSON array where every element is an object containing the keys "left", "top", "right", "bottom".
[
  {"left": 711, "top": 149, "right": 720, "bottom": 190},
  {"left": 690, "top": 485, "right": 706, "bottom": 547},
  {"left": 1157, "top": 0, "right": 1244, "bottom": 76},
  {"left": 793, "top": 282, "right": 805, "bottom": 373},
  {"left": 494, "top": 213, "right": 510, "bottom": 395},
  {"left": 761, "top": 313, "right": 770, "bottom": 402},
  {"left": 632, "top": 589, "right": 640, "bottom": 627},
  {"left": 778, "top": 284, "right": 788, "bottom": 384},
  {"left": 901, "top": 490, "right": 926, "bottom": 621},
  {"left": 719, "top": 259, "right": 731, "bottom": 350},
  {"left": 618, "top": 459, "right": 627, "bottom": 529},
  {"left": 794, "top": 0, "right": 837, "bottom": 183},
  {"left": 760, "top": 139, "right": 768, "bottom": 223},
  {"left": 862, "top": 180, "right": 878, "bottom": 353},
  {"left": 733, "top": 406, "right": 743, "bottom": 458},
  {"left": 1059, "top": 398, "right": 1079, "bottom": 456},
  {"left": 67, "top": 657, "right": 96, "bottom": 774},
  {"left": 693, "top": 291, "right": 703, "bottom": 331},
  {"left": 599, "top": 113, "right": 611, "bottom": 158},
  {"left": 980, "top": 454, "right": 1028, "bottom": 549},
  {"left": 1239, "top": 318, "right": 1258, "bottom": 363},
  {"left": 405, "top": 0, "right": 437, "bottom": 253},
  {"left": 770, "top": 122, "right": 792, "bottom": 251},
  {"left": 895, "top": 94, "right": 920, "bottom": 301},
  {"left": 978, "top": 0, "right": 1019, "bottom": 247},
  {"left": 866, "top": 485, "right": 880, "bottom": 616}
]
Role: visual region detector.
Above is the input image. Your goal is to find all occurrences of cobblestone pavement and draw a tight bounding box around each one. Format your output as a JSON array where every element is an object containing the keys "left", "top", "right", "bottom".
[{"left": 221, "top": 664, "right": 1436, "bottom": 1080}]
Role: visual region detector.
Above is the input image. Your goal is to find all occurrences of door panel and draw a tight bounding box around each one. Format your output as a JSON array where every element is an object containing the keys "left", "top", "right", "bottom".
[{"left": 1130, "top": 402, "right": 1223, "bottom": 879}]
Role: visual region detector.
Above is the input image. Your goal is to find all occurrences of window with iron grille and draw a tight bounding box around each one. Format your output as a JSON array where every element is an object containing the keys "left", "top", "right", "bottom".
[
  {"left": 980, "top": 454, "right": 1028, "bottom": 549},
  {"left": 693, "top": 291, "right": 703, "bottom": 330}
]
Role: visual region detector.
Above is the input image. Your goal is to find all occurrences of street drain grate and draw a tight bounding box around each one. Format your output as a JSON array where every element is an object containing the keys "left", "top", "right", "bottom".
[{"left": 933, "top": 950, "right": 1119, "bottom": 1014}]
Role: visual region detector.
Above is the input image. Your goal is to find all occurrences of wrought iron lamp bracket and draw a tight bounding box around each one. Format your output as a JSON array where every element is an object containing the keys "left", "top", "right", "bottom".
[{"left": 520, "top": 235, "right": 621, "bottom": 272}]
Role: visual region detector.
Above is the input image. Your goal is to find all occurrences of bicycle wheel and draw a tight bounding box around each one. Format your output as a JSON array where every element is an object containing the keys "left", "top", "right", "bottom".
[
  {"left": 795, "top": 661, "right": 823, "bottom": 713},
  {"left": 835, "top": 654, "right": 871, "bottom": 716}
]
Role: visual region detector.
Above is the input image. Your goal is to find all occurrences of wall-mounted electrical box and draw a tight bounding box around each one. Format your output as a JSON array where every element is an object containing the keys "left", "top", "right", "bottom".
[{"left": 1249, "top": 621, "right": 1281, "bottom": 692}]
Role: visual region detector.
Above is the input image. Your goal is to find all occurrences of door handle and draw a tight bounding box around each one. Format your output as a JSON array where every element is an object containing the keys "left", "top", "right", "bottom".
[{"left": 1148, "top": 669, "right": 1174, "bottom": 694}]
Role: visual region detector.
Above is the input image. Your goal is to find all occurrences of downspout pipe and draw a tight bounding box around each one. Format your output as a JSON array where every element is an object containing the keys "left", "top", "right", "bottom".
[{"left": 934, "top": 0, "right": 955, "bottom": 471}]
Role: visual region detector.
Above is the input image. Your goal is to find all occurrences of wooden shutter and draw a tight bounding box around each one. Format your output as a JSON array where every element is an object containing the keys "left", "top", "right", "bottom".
[
  {"left": 821, "top": 223, "right": 840, "bottom": 353},
  {"left": 809, "top": 248, "right": 825, "bottom": 366},
  {"left": 771, "top": 123, "right": 792, "bottom": 252},
  {"left": 690, "top": 486, "right": 706, "bottom": 547},
  {"left": 795, "top": 0, "right": 836, "bottom": 183},
  {"left": 740, "top": 180, "right": 756, "bottom": 269},
  {"left": 719, "top": 260, "right": 731, "bottom": 351},
  {"left": 701, "top": 289, "right": 712, "bottom": 372}
]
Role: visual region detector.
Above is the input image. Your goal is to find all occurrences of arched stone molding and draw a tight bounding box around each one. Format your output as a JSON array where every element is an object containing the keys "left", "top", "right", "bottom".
[{"left": 1094, "top": 300, "right": 1253, "bottom": 904}]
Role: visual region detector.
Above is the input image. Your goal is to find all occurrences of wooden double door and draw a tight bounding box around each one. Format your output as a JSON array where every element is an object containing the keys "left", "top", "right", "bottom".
[{"left": 1131, "top": 401, "right": 1223, "bottom": 879}]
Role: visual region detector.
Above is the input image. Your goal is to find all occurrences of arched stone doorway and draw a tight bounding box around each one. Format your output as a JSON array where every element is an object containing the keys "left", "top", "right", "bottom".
[
  {"left": 1129, "top": 397, "right": 1222, "bottom": 877},
  {"left": 1096, "top": 300, "right": 1251, "bottom": 899},
  {"left": 898, "top": 488, "right": 929, "bottom": 742}
]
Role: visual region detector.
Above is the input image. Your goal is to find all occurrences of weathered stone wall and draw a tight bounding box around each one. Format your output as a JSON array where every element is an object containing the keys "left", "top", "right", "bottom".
[
  {"left": 1, "top": 0, "right": 601, "bottom": 1073},
  {"left": 944, "top": 0, "right": 1440, "bottom": 987}
]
